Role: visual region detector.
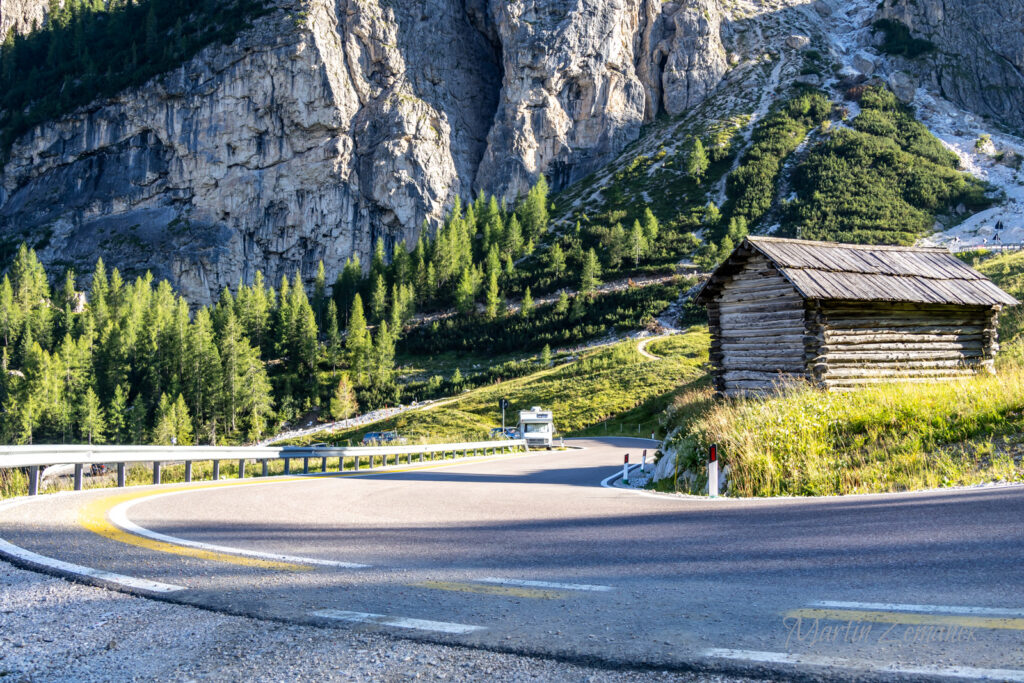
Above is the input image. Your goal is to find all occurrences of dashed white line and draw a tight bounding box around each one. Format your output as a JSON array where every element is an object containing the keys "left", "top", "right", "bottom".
[
  {"left": 311, "top": 609, "right": 485, "bottom": 634},
  {"left": 0, "top": 537, "right": 185, "bottom": 593},
  {"left": 109, "top": 489, "right": 368, "bottom": 568},
  {"left": 477, "top": 577, "right": 612, "bottom": 592},
  {"left": 810, "top": 600, "right": 1024, "bottom": 617},
  {"left": 703, "top": 648, "right": 1024, "bottom": 682}
]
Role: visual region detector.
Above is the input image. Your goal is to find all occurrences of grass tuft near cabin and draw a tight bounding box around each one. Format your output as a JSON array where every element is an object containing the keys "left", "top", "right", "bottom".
[{"left": 660, "top": 362, "right": 1024, "bottom": 497}]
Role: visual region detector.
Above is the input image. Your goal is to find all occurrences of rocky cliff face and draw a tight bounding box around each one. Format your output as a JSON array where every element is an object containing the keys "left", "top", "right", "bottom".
[
  {"left": 0, "top": 0, "right": 734, "bottom": 302},
  {"left": 0, "top": 0, "right": 51, "bottom": 38},
  {"left": 2, "top": 0, "right": 1017, "bottom": 302},
  {"left": 876, "top": 0, "right": 1024, "bottom": 134}
]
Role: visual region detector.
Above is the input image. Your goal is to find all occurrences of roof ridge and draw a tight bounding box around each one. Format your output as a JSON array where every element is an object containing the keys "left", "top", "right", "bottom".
[{"left": 746, "top": 236, "right": 950, "bottom": 253}]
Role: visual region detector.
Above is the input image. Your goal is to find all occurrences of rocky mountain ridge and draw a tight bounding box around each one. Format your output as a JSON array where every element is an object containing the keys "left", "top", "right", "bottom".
[{"left": 1, "top": 0, "right": 1022, "bottom": 302}]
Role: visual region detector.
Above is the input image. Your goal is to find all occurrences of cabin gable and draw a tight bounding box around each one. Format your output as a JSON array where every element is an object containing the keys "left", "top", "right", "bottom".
[{"left": 709, "top": 253, "right": 809, "bottom": 396}]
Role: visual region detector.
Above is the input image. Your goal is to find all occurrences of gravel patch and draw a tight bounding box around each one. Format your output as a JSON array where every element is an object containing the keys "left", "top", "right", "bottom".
[{"left": 0, "top": 563, "right": 756, "bottom": 682}]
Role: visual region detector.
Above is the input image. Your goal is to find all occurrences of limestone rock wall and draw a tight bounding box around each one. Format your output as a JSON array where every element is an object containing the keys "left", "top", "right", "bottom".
[
  {"left": 877, "top": 0, "right": 1024, "bottom": 134},
  {"left": 0, "top": 0, "right": 732, "bottom": 301}
]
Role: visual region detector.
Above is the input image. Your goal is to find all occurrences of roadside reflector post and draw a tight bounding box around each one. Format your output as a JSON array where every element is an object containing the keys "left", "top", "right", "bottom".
[
  {"left": 238, "top": 459, "right": 246, "bottom": 479},
  {"left": 623, "top": 453, "right": 630, "bottom": 485},
  {"left": 708, "top": 444, "right": 719, "bottom": 498},
  {"left": 184, "top": 461, "right": 193, "bottom": 483},
  {"left": 642, "top": 449, "right": 647, "bottom": 474},
  {"left": 117, "top": 463, "right": 126, "bottom": 488},
  {"left": 74, "top": 463, "right": 83, "bottom": 491},
  {"left": 28, "top": 466, "right": 38, "bottom": 496},
  {"left": 153, "top": 461, "right": 162, "bottom": 485},
  {"left": 213, "top": 460, "right": 220, "bottom": 481}
]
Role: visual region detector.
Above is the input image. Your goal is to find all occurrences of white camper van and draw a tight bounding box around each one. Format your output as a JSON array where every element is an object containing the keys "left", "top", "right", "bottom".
[{"left": 518, "top": 407, "right": 555, "bottom": 449}]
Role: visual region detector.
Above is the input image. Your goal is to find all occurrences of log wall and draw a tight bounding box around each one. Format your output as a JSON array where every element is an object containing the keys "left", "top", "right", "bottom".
[
  {"left": 809, "top": 302, "right": 1000, "bottom": 390},
  {"left": 709, "top": 254, "right": 809, "bottom": 396}
]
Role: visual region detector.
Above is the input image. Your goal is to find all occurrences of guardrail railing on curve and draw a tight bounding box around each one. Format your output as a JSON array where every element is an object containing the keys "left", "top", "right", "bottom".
[{"left": 0, "top": 439, "right": 528, "bottom": 496}]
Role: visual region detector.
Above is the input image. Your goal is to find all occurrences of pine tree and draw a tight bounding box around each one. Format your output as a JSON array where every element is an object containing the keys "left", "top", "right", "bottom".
[
  {"left": 520, "top": 287, "right": 534, "bottom": 318},
  {"left": 237, "top": 342, "right": 273, "bottom": 442},
  {"left": 688, "top": 137, "right": 709, "bottom": 183},
  {"left": 329, "top": 373, "right": 358, "bottom": 420},
  {"left": 455, "top": 267, "right": 478, "bottom": 316},
  {"left": 704, "top": 201, "right": 722, "bottom": 227},
  {"left": 554, "top": 291, "right": 570, "bottom": 315},
  {"left": 325, "top": 300, "right": 342, "bottom": 370},
  {"left": 485, "top": 269, "right": 501, "bottom": 320},
  {"left": 548, "top": 243, "right": 566, "bottom": 278},
  {"left": 79, "top": 386, "right": 105, "bottom": 445},
  {"left": 107, "top": 384, "right": 128, "bottom": 444},
  {"left": 313, "top": 260, "right": 327, "bottom": 329},
  {"left": 517, "top": 175, "right": 549, "bottom": 241},
  {"left": 185, "top": 308, "right": 220, "bottom": 440},
  {"left": 629, "top": 220, "right": 647, "bottom": 267},
  {"left": 540, "top": 344, "right": 552, "bottom": 367},
  {"left": 153, "top": 393, "right": 176, "bottom": 444},
  {"left": 371, "top": 320, "right": 395, "bottom": 387},
  {"left": 642, "top": 207, "right": 660, "bottom": 243},
  {"left": 369, "top": 273, "right": 387, "bottom": 324},
  {"left": 580, "top": 248, "right": 602, "bottom": 295},
  {"left": 333, "top": 256, "right": 362, "bottom": 326},
  {"left": 172, "top": 393, "right": 194, "bottom": 445},
  {"left": 345, "top": 295, "right": 371, "bottom": 385},
  {"left": 607, "top": 223, "right": 627, "bottom": 269},
  {"left": 504, "top": 215, "right": 523, "bottom": 259}
]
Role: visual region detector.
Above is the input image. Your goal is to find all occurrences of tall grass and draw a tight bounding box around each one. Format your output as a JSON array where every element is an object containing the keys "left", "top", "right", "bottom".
[{"left": 663, "top": 364, "right": 1024, "bottom": 496}]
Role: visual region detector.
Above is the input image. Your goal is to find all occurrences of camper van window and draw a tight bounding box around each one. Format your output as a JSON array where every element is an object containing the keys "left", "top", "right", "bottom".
[{"left": 524, "top": 424, "right": 548, "bottom": 433}]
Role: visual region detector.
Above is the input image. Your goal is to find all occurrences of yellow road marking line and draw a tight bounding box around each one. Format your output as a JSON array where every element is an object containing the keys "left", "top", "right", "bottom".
[
  {"left": 413, "top": 580, "right": 568, "bottom": 599},
  {"left": 75, "top": 453, "right": 528, "bottom": 570},
  {"left": 78, "top": 489, "right": 310, "bottom": 571},
  {"left": 787, "top": 608, "right": 1024, "bottom": 631}
]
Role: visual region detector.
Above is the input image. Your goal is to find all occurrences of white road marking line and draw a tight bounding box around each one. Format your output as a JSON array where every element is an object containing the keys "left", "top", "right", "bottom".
[
  {"left": 810, "top": 600, "right": 1024, "bottom": 617},
  {"left": 477, "top": 577, "right": 612, "bottom": 592},
  {"left": 0, "top": 537, "right": 185, "bottom": 593},
  {"left": 703, "top": 648, "right": 1024, "bottom": 682},
  {"left": 109, "top": 490, "right": 368, "bottom": 568},
  {"left": 311, "top": 609, "right": 485, "bottom": 634}
]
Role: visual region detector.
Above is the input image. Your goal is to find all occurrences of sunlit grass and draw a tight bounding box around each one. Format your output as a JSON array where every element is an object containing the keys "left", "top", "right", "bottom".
[{"left": 662, "top": 363, "right": 1024, "bottom": 496}]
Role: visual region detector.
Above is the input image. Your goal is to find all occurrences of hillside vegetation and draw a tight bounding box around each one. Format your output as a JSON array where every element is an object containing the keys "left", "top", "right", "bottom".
[
  {"left": 281, "top": 332, "right": 709, "bottom": 446},
  {"left": 0, "top": 0, "right": 273, "bottom": 158},
  {"left": 660, "top": 365, "right": 1024, "bottom": 497}
]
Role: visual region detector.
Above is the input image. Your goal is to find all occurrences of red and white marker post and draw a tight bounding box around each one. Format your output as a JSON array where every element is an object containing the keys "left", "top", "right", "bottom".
[
  {"left": 622, "top": 453, "right": 630, "bottom": 484},
  {"left": 708, "top": 444, "right": 719, "bottom": 498}
]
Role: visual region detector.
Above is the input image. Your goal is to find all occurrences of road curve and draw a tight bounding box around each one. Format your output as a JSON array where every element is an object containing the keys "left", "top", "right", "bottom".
[{"left": 2, "top": 438, "right": 1024, "bottom": 681}]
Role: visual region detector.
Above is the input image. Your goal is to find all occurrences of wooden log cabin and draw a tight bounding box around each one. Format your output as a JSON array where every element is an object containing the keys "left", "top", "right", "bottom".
[{"left": 695, "top": 237, "right": 1019, "bottom": 396}]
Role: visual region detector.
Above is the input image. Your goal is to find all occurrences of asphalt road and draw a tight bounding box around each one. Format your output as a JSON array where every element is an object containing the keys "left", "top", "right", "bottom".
[{"left": 2, "top": 437, "right": 1024, "bottom": 681}]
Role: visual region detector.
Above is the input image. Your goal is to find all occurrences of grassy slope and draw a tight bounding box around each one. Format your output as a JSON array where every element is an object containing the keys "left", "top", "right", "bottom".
[{"left": 283, "top": 331, "right": 710, "bottom": 446}]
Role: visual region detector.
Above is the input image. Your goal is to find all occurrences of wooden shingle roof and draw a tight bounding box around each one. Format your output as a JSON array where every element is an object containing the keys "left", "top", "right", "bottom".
[{"left": 697, "top": 237, "right": 1019, "bottom": 307}]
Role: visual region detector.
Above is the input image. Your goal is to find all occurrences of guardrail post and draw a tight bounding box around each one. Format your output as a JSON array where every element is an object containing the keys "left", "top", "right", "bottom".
[
  {"left": 238, "top": 459, "right": 245, "bottom": 479},
  {"left": 284, "top": 457, "right": 290, "bottom": 475},
  {"left": 153, "top": 461, "right": 162, "bottom": 485},
  {"left": 28, "top": 466, "right": 38, "bottom": 496},
  {"left": 185, "top": 461, "right": 193, "bottom": 483},
  {"left": 117, "top": 463, "right": 126, "bottom": 488},
  {"left": 369, "top": 454, "right": 374, "bottom": 469},
  {"left": 320, "top": 456, "right": 327, "bottom": 473},
  {"left": 303, "top": 457, "right": 309, "bottom": 475},
  {"left": 354, "top": 455, "right": 359, "bottom": 472},
  {"left": 213, "top": 460, "right": 220, "bottom": 481},
  {"left": 74, "top": 463, "right": 83, "bottom": 491},
  {"left": 262, "top": 459, "right": 268, "bottom": 477},
  {"left": 419, "top": 452, "right": 423, "bottom": 463}
]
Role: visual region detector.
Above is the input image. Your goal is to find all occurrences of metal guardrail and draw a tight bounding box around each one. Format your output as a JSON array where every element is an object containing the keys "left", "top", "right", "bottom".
[{"left": 0, "top": 439, "right": 528, "bottom": 496}]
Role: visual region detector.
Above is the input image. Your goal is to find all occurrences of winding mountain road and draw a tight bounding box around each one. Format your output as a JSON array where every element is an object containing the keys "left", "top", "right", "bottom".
[{"left": 2, "top": 438, "right": 1023, "bottom": 681}]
